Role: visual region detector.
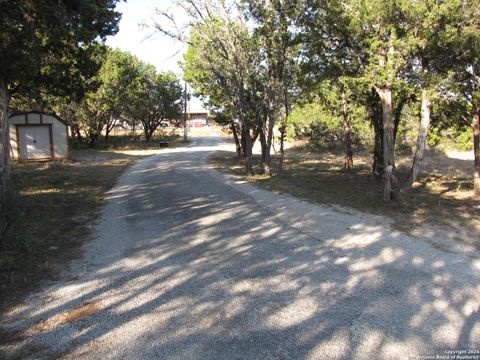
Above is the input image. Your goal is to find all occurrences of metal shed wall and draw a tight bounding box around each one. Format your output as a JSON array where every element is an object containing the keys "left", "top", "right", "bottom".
[{"left": 8, "top": 112, "right": 69, "bottom": 160}]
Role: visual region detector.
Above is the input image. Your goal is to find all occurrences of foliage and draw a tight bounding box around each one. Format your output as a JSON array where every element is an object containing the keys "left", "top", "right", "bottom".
[
  {"left": 428, "top": 126, "right": 474, "bottom": 152},
  {"left": 174, "top": 0, "right": 301, "bottom": 172},
  {"left": 125, "top": 67, "right": 183, "bottom": 142},
  {"left": 453, "top": 130, "right": 474, "bottom": 151},
  {"left": 179, "top": 6, "right": 264, "bottom": 168},
  {"left": 43, "top": 48, "right": 183, "bottom": 147},
  {"left": 288, "top": 102, "right": 339, "bottom": 146},
  {"left": 0, "top": 0, "right": 121, "bottom": 99},
  {"left": 288, "top": 99, "right": 373, "bottom": 150}
]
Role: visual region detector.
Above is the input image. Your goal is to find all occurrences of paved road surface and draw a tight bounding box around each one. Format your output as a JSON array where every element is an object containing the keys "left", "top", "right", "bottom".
[{"left": 1, "top": 136, "right": 479, "bottom": 359}]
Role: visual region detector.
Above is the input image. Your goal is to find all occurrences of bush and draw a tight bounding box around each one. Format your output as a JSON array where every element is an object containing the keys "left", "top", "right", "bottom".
[
  {"left": 295, "top": 121, "right": 339, "bottom": 148},
  {"left": 427, "top": 126, "right": 473, "bottom": 152},
  {"left": 453, "top": 129, "right": 473, "bottom": 151},
  {"left": 288, "top": 101, "right": 373, "bottom": 151},
  {"left": 427, "top": 126, "right": 443, "bottom": 148}
]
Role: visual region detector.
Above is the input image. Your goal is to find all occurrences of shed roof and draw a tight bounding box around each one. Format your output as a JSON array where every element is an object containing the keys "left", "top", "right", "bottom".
[{"left": 9, "top": 111, "right": 68, "bottom": 127}]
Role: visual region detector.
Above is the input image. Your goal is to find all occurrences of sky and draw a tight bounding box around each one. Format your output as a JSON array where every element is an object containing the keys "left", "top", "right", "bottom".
[
  {"left": 106, "top": 0, "right": 184, "bottom": 75},
  {"left": 106, "top": 0, "right": 206, "bottom": 112}
]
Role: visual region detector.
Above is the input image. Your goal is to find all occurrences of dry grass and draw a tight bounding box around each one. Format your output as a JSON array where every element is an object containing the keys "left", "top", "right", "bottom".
[
  {"left": 0, "top": 152, "right": 145, "bottom": 311},
  {"left": 73, "top": 132, "right": 188, "bottom": 151},
  {"left": 34, "top": 301, "right": 102, "bottom": 332},
  {"left": 209, "top": 149, "right": 479, "bottom": 247}
]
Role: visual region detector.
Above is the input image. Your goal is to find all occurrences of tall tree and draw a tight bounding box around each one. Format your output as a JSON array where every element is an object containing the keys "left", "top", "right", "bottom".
[
  {"left": 396, "top": 0, "right": 461, "bottom": 197},
  {"left": 301, "top": 0, "right": 476, "bottom": 201},
  {"left": 244, "top": 0, "right": 301, "bottom": 174},
  {"left": 126, "top": 67, "right": 183, "bottom": 142},
  {"left": 165, "top": 1, "right": 262, "bottom": 174},
  {"left": 427, "top": 0, "right": 480, "bottom": 196},
  {"left": 183, "top": 44, "right": 244, "bottom": 157},
  {"left": 97, "top": 49, "right": 142, "bottom": 142},
  {"left": 300, "top": 0, "right": 365, "bottom": 171}
]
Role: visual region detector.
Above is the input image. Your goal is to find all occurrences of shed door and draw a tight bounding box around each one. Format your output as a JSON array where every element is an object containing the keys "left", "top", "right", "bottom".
[{"left": 18, "top": 126, "right": 52, "bottom": 159}]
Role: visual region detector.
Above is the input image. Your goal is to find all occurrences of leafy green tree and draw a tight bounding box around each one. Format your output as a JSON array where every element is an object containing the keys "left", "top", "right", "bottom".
[
  {"left": 176, "top": 0, "right": 300, "bottom": 175},
  {"left": 301, "top": 0, "right": 478, "bottom": 200},
  {"left": 427, "top": 0, "right": 480, "bottom": 196},
  {"left": 183, "top": 44, "right": 244, "bottom": 157},
  {"left": 125, "top": 66, "right": 183, "bottom": 142},
  {"left": 299, "top": 0, "right": 369, "bottom": 171},
  {"left": 97, "top": 49, "right": 142, "bottom": 142},
  {"left": 288, "top": 81, "right": 372, "bottom": 153}
]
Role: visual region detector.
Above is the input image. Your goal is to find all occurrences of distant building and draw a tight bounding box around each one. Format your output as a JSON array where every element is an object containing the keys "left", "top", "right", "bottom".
[
  {"left": 188, "top": 112, "right": 209, "bottom": 127},
  {"left": 183, "top": 102, "right": 210, "bottom": 127}
]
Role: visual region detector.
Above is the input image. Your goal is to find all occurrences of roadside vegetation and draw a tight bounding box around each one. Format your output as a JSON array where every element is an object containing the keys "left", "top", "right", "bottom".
[
  {"left": 71, "top": 131, "right": 185, "bottom": 151},
  {"left": 0, "top": 2, "right": 185, "bottom": 259},
  {"left": 0, "top": 124, "right": 192, "bottom": 309},
  {"left": 152, "top": 0, "right": 479, "bottom": 253}
]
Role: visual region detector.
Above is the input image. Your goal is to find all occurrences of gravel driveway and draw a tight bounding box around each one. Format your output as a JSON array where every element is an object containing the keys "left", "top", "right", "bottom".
[{"left": 1, "top": 136, "right": 479, "bottom": 360}]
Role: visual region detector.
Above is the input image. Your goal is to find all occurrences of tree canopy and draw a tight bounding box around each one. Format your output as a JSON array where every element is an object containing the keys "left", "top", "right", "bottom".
[{"left": 168, "top": 0, "right": 480, "bottom": 199}]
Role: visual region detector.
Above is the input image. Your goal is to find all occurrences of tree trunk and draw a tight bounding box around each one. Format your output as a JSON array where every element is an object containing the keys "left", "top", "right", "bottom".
[
  {"left": 259, "top": 114, "right": 267, "bottom": 170},
  {"left": 240, "top": 123, "right": 247, "bottom": 159},
  {"left": 400, "top": 90, "right": 432, "bottom": 198},
  {"left": 0, "top": 75, "right": 9, "bottom": 237},
  {"left": 87, "top": 131, "right": 99, "bottom": 148},
  {"left": 230, "top": 122, "right": 242, "bottom": 158},
  {"left": 243, "top": 124, "right": 253, "bottom": 175},
  {"left": 376, "top": 86, "right": 396, "bottom": 201},
  {"left": 278, "top": 124, "right": 286, "bottom": 173},
  {"left": 73, "top": 125, "right": 83, "bottom": 143},
  {"left": 473, "top": 106, "right": 480, "bottom": 197},
  {"left": 143, "top": 121, "right": 154, "bottom": 142},
  {"left": 278, "top": 85, "right": 289, "bottom": 174},
  {"left": 104, "top": 115, "right": 115, "bottom": 143},
  {"left": 342, "top": 90, "right": 353, "bottom": 170},
  {"left": 263, "top": 112, "right": 275, "bottom": 176},
  {"left": 369, "top": 88, "right": 384, "bottom": 179},
  {"left": 145, "top": 128, "right": 154, "bottom": 142},
  {"left": 394, "top": 96, "right": 410, "bottom": 147}
]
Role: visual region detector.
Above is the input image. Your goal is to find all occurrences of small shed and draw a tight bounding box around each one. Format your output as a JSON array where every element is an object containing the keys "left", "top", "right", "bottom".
[{"left": 8, "top": 111, "right": 70, "bottom": 160}]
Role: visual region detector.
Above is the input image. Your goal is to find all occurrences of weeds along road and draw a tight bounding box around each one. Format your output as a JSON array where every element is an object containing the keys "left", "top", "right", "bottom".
[{"left": 1, "top": 135, "right": 479, "bottom": 360}]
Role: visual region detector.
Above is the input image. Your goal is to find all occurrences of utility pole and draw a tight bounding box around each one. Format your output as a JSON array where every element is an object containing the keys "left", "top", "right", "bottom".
[{"left": 183, "top": 81, "right": 188, "bottom": 141}]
